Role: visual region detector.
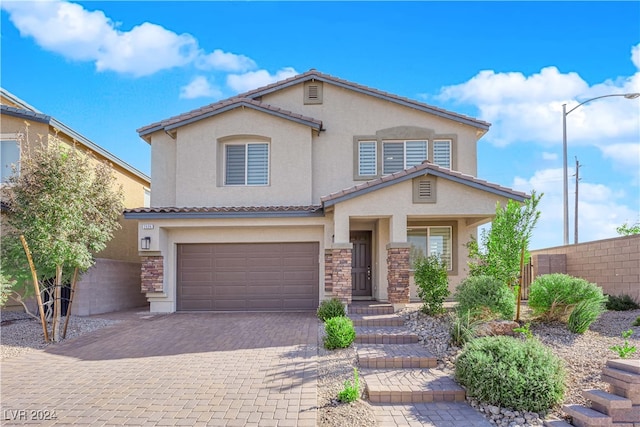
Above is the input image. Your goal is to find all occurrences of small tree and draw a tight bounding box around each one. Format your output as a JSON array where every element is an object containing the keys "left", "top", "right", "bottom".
[
  {"left": 414, "top": 255, "right": 449, "bottom": 315},
  {"left": 467, "top": 191, "right": 542, "bottom": 288},
  {"left": 1, "top": 131, "right": 123, "bottom": 341},
  {"left": 617, "top": 222, "right": 640, "bottom": 236}
]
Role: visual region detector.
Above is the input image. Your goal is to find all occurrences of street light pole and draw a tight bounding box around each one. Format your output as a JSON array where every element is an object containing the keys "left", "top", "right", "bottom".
[{"left": 561, "top": 92, "right": 640, "bottom": 246}]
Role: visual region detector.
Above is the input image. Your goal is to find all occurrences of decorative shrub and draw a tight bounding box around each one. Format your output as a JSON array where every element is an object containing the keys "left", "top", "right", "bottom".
[
  {"left": 324, "top": 316, "right": 356, "bottom": 349},
  {"left": 414, "top": 255, "right": 450, "bottom": 315},
  {"left": 528, "top": 274, "right": 606, "bottom": 321},
  {"left": 610, "top": 330, "right": 637, "bottom": 359},
  {"left": 449, "top": 309, "right": 482, "bottom": 347},
  {"left": 317, "top": 298, "right": 346, "bottom": 322},
  {"left": 567, "top": 299, "right": 606, "bottom": 334},
  {"left": 455, "top": 336, "right": 565, "bottom": 412},
  {"left": 454, "top": 275, "right": 516, "bottom": 321},
  {"left": 634, "top": 316, "right": 640, "bottom": 327},
  {"left": 606, "top": 294, "right": 640, "bottom": 311}
]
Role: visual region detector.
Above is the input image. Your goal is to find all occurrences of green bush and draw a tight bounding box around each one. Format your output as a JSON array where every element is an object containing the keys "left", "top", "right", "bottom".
[
  {"left": 528, "top": 274, "right": 606, "bottom": 321},
  {"left": 606, "top": 294, "right": 640, "bottom": 311},
  {"left": 454, "top": 275, "right": 516, "bottom": 320},
  {"left": 317, "top": 298, "right": 346, "bottom": 322},
  {"left": 324, "top": 316, "right": 356, "bottom": 350},
  {"left": 568, "top": 299, "right": 606, "bottom": 334},
  {"left": 337, "top": 368, "right": 360, "bottom": 403},
  {"left": 634, "top": 316, "right": 640, "bottom": 327},
  {"left": 455, "top": 336, "right": 565, "bottom": 412},
  {"left": 414, "top": 255, "right": 450, "bottom": 315}
]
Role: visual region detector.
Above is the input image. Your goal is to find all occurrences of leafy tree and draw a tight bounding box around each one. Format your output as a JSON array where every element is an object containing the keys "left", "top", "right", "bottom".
[
  {"left": 616, "top": 222, "right": 640, "bottom": 236},
  {"left": 466, "top": 191, "right": 542, "bottom": 288},
  {"left": 1, "top": 132, "right": 123, "bottom": 341},
  {"left": 414, "top": 255, "right": 449, "bottom": 315}
]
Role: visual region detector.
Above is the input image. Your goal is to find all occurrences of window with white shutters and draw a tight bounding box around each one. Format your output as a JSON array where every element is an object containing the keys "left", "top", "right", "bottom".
[
  {"left": 225, "top": 143, "right": 269, "bottom": 186},
  {"left": 358, "top": 141, "right": 377, "bottom": 176},
  {"left": 433, "top": 139, "right": 451, "bottom": 169},
  {"left": 382, "top": 140, "right": 427, "bottom": 174}
]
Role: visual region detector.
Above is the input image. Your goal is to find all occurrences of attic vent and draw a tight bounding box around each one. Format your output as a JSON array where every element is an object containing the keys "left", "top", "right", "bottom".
[
  {"left": 413, "top": 177, "right": 436, "bottom": 203},
  {"left": 304, "top": 81, "right": 323, "bottom": 104}
]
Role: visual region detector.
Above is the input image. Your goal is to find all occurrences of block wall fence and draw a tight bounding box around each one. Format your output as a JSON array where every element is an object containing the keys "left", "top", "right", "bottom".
[{"left": 530, "top": 234, "right": 640, "bottom": 301}]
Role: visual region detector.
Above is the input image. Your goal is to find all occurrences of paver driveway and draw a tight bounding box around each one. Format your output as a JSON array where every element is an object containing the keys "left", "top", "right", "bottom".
[{"left": 1, "top": 312, "right": 318, "bottom": 426}]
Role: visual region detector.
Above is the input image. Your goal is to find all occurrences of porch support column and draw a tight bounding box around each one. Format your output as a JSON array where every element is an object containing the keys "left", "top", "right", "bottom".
[
  {"left": 329, "top": 205, "right": 352, "bottom": 306},
  {"left": 387, "top": 214, "right": 409, "bottom": 309}
]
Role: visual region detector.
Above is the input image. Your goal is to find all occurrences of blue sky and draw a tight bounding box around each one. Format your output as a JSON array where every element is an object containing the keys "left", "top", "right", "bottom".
[{"left": 1, "top": 1, "right": 639, "bottom": 250}]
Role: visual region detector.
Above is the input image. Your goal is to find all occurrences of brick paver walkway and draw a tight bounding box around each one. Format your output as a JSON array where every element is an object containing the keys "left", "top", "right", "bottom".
[{"left": 1, "top": 312, "right": 318, "bottom": 426}]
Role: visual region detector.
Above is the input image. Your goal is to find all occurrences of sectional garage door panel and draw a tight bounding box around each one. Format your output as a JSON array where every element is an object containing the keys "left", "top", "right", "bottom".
[{"left": 177, "top": 243, "right": 319, "bottom": 311}]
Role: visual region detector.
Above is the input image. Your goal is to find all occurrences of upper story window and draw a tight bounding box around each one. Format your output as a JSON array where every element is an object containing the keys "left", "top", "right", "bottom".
[
  {"left": 358, "top": 141, "right": 377, "bottom": 176},
  {"left": 382, "top": 140, "right": 427, "bottom": 174},
  {"left": 433, "top": 139, "right": 451, "bottom": 169},
  {"left": 1, "top": 139, "right": 20, "bottom": 183},
  {"left": 224, "top": 142, "right": 269, "bottom": 186},
  {"left": 143, "top": 188, "right": 151, "bottom": 208}
]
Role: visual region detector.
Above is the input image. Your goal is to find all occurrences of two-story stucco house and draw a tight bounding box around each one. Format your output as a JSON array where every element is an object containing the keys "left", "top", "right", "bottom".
[
  {"left": 124, "top": 70, "right": 528, "bottom": 313},
  {"left": 1, "top": 88, "right": 150, "bottom": 315}
]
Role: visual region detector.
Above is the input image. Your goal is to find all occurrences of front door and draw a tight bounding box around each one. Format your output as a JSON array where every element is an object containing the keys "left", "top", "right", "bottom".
[{"left": 350, "top": 231, "right": 372, "bottom": 297}]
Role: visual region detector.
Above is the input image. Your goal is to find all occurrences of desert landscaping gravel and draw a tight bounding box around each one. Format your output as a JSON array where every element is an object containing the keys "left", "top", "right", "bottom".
[{"left": 3, "top": 306, "right": 640, "bottom": 426}]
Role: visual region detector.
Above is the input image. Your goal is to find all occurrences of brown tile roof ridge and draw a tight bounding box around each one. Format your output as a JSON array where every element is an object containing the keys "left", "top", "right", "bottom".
[
  {"left": 124, "top": 205, "right": 323, "bottom": 214},
  {"left": 320, "top": 161, "right": 528, "bottom": 203},
  {"left": 137, "top": 97, "right": 322, "bottom": 135},
  {"left": 238, "top": 69, "right": 490, "bottom": 129}
]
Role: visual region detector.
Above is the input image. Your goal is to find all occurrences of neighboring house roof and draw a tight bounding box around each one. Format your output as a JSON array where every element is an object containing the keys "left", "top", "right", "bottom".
[
  {"left": 124, "top": 205, "right": 324, "bottom": 219},
  {"left": 0, "top": 100, "right": 150, "bottom": 184},
  {"left": 137, "top": 69, "right": 490, "bottom": 141},
  {"left": 137, "top": 97, "right": 323, "bottom": 142},
  {"left": 321, "top": 161, "right": 529, "bottom": 207}
]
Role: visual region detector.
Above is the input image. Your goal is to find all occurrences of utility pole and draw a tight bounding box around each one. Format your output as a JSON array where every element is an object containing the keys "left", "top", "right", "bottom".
[{"left": 574, "top": 157, "right": 581, "bottom": 244}]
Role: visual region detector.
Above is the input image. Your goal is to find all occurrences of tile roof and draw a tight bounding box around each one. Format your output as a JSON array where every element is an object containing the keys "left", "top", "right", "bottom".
[
  {"left": 137, "top": 69, "right": 490, "bottom": 140},
  {"left": 123, "top": 205, "right": 324, "bottom": 218},
  {"left": 1, "top": 103, "right": 150, "bottom": 183},
  {"left": 237, "top": 69, "right": 491, "bottom": 131},
  {"left": 137, "top": 97, "right": 323, "bottom": 139},
  {"left": 321, "top": 161, "right": 529, "bottom": 206}
]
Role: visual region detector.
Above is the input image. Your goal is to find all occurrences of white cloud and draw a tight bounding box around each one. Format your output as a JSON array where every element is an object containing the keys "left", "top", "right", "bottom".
[
  {"left": 180, "top": 76, "right": 222, "bottom": 99},
  {"left": 542, "top": 152, "right": 558, "bottom": 161},
  {"left": 2, "top": 0, "right": 198, "bottom": 77},
  {"left": 196, "top": 49, "right": 256, "bottom": 72},
  {"left": 227, "top": 68, "right": 298, "bottom": 93},
  {"left": 632, "top": 43, "right": 640, "bottom": 70},
  {"left": 512, "top": 168, "right": 636, "bottom": 249}
]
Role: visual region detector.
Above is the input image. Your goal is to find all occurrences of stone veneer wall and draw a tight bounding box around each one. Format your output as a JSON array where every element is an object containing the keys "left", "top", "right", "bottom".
[
  {"left": 530, "top": 234, "right": 640, "bottom": 301},
  {"left": 331, "top": 248, "right": 352, "bottom": 305},
  {"left": 387, "top": 247, "right": 410, "bottom": 304},
  {"left": 141, "top": 256, "right": 164, "bottom": 293},
  {"left": 324, "top": 250, "right": 333, "bottom": 294}
]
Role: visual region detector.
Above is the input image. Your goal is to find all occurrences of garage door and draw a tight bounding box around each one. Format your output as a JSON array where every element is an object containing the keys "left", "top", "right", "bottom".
[{"left": 177, "top": 242, "right": 319, "bottom": 311}]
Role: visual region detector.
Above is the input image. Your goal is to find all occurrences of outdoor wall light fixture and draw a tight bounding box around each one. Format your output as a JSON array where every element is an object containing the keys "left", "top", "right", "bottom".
[{"left": 141, "top": 237, "right": 151, "bottom": 250}]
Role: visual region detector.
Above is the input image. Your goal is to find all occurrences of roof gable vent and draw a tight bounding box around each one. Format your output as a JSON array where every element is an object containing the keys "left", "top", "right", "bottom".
[
  {"left": 413, "top": 177, "right": 436, "bottom": 203},
  {"left": 304, "top": 81, "right": 323, "bottom": 105}
]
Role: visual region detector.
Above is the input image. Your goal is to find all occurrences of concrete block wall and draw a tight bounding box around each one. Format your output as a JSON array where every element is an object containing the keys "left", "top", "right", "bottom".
[
  {"left": 531, "top": 235, "right": 640, "bottom": 301},
  {"left": 72, "top": 258, "right": 148, "bottom": 316}
]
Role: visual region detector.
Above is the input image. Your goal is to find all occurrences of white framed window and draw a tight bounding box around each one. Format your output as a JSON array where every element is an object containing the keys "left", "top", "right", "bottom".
[
  {"left": 143, "top": 188, "right": 151, "bottom": 208},
  {"left": 433, "top": 139, "right": 451, "bottom": 169},
  {"left": 382, "top": 140, "right": 427, "bottom": 174},
  {"left": 358, "top": 141, "right": 377, "bottom": 176},
  {"left": 1, "top": 139, "right": 20, "bottom": 183},
  {"left": 407, "top": 226, "right": 452, "bottom": 270},
  {"left": 224, "top": 142, "right": 269, "bottom": 186}
]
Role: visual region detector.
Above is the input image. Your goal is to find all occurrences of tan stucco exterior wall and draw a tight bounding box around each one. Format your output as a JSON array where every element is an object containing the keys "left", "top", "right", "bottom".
[{"left": 0, "top": 111, "right": 150, "bottom": 263}]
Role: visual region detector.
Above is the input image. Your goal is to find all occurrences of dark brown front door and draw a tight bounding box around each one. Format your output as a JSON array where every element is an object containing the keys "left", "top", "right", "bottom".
[{"left": 350, "top": 231, "right": 372, "bottom": 297}]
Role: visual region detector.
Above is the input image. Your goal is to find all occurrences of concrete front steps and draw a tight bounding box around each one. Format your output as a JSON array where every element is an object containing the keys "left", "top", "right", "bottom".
[
  {"left": 544, "top": 359, "right": 640, "bottom": 427},
  {"left": 349, "top": 302, "right": 465, "bottom": 404}
]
